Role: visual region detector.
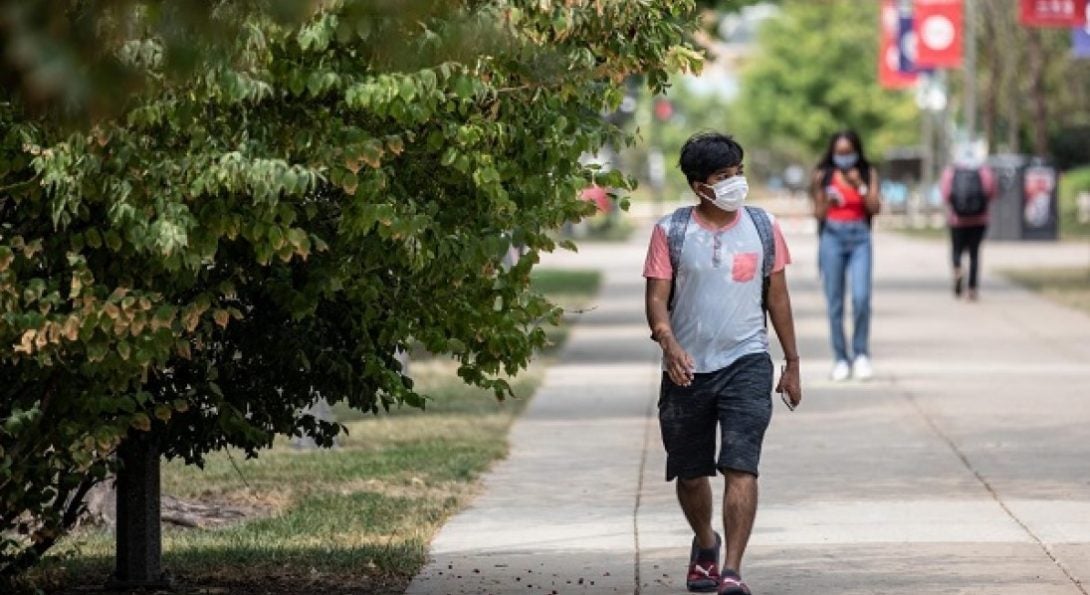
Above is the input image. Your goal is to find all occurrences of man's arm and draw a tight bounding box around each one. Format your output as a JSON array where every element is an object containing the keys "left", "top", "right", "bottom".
[
  {"left": 767, "top": 270, "right": 802, "bottom": 407},
  {"left": 645, "top": 278, "right": 694, "bottom": 387}
]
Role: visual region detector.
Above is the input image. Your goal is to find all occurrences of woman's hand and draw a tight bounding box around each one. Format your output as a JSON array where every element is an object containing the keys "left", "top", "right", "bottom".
[{"left": 845, "top": 167, "right": 864, "bottom": 188}]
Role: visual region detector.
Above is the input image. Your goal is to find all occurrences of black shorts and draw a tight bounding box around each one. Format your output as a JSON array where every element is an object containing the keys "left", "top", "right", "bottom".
[{"left": 658, "top": 352, "right": 774, "bottom": 481}]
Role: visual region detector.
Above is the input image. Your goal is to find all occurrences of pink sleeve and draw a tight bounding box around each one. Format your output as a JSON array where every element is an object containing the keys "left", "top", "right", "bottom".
[
  {"left": 980, "top": 166, "right": 998, "bottom": 198},
  {"left": 643, "top": 225, "right": 672, "bottom": 280},
  {"left": 939, "top": 167, "right": 953, "bottom": 203},
  {"left": 771, "top": 220, "right": 792, "bottom": 273}
]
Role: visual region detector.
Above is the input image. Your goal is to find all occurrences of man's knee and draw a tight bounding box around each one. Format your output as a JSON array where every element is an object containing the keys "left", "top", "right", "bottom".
[
  {"left": 721, "top": 468, "right": 757, "bottom": 485},
  {"left": 678, "top": 476, "right": 709, "bottom": 491}
]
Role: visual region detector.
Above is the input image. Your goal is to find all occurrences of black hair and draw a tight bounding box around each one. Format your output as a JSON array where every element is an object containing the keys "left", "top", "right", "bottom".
[
  {"left": 817, "top": 129, "right": 872, "bottom": 176},
  {"left": 678, "top": 132, "right": 745, "bottom": 186}
]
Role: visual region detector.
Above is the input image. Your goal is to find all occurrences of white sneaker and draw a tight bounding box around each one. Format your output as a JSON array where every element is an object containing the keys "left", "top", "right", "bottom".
[
  {"left": 831, "top": 360, "right": 851, "bottom": 382},
  {"left": 853, "top": 355, "right": 873, "bottom": 381}
]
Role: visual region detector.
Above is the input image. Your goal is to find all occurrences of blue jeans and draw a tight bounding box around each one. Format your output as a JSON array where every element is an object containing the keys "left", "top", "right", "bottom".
[{"left": 819, "top": 220, "right": 872, "bottom": 363}]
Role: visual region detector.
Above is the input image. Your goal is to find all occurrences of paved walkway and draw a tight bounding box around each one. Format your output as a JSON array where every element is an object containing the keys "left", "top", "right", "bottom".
[{"left": 408, "top": 202, "right": 1090, "bottom": 594}]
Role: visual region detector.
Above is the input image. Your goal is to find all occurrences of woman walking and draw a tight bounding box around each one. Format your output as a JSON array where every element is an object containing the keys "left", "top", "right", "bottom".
[{"left": 811, "top": 130, "right": 881, "bottom": 382}]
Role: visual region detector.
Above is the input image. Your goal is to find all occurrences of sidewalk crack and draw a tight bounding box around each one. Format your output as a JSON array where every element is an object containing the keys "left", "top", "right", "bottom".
[
  {"left": 633, "top": 369, "right": 658, "bottom": 595},
  {"left": 895, "top": 377, "right": 1088, "bottom": 595}
]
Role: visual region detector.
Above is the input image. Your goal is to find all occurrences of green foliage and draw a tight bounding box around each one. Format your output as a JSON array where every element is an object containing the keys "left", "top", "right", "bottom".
[
  {"left": 968, "top": 2, "right": 1090, "bottom": 156},
  {"left": 1059, "top": 166, "right": 1090, "bottom": 238},
  {"left": 730, "top": 0, "right": 918, "bottom": 170},
  {"left": 0, "top": 0, "right": 702, "bottom": 579}
]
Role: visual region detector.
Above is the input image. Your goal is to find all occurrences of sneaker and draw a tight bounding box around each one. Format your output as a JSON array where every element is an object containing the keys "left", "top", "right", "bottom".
[
  {"left": 686, "top": 532, "right": 722, "bottom": 592},
  {"left": 718, "top": 569, "right": 752, "bottom": 595},
  {"left": 852, "top": 355, "right": 873, "bottom": 381},
  {"left": 831, "top": 360, "right": 851, "bottom": 382}
]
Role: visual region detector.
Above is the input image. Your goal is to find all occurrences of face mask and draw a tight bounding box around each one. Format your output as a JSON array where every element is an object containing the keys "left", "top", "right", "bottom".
[
  {"left": 833, "top": 153, "right": 858, "bottom": 170},
  {"left": 703, "top": 176, "right": 748, "bottom": 212}
]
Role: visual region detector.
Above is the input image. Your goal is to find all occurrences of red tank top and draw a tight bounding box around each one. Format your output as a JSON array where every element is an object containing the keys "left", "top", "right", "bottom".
[{"left": 824, "top": 170, "right": 868, "bottom": 222}]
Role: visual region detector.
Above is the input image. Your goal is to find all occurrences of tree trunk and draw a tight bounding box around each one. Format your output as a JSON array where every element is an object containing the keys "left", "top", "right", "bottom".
[
  {"left": 980, "top": 3, "right": 999, "bottom": 153},
  {"left": 994, "top": 4, "right": 1022, "bottom": 153},
  {"left": 109, "top": 432, "right": 171, "bottom": 589},
  {"left": 1026, "top": 29, "right": 1049, "bottom": 156}
]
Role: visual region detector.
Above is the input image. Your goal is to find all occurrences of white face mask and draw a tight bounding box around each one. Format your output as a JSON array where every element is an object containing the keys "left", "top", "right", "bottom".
[{"left": 703, "top": 176, "right": 748, "bottom": 212}]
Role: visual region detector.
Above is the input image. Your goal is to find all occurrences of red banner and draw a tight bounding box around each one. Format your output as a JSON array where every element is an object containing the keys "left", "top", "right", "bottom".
[
  {"left": 880, "top": 0, "right": 918, "bottom": 88},
  {"left": 1019, "top": 0, "right": 1088, "bottom": 27},
  {"left": 914, "top": 0, "right": 963, "bottom": 69}
]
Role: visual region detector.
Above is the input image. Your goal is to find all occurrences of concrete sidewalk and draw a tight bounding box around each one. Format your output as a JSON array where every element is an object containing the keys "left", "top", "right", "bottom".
[{"left": 408, "top": 207, "right": 1090, "bottom": 594}]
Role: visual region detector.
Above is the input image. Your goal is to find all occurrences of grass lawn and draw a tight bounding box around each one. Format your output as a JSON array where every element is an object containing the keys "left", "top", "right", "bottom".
[
  {"left": 1002, "top": 266, "right": 1090, "bottom": 316},
  {"left": 1059, "top": 166, "right": 1090, "bottom": 240},
  {"left": 35, "top": 269, "right": 602, "bottom": 594}
]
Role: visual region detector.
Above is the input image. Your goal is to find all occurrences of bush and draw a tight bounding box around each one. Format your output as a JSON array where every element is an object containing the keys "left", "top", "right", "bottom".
[
  {"left": 0, "top": 0, "right": 702, "bottom": 581},
  {"left": 1059, "top": 166, "right": 1090, "bottom": 238}
]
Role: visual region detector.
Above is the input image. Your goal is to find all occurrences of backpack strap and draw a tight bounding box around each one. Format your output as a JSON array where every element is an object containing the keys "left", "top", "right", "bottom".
[
  {"left": 744, "top": 206, "right": 776, "bottom": 325},
  {"left": 666, "top": 206, "right": 694, "bottom": 311},
  {"left": 667, "top": 206, "right": 776, "bottom": 319}
]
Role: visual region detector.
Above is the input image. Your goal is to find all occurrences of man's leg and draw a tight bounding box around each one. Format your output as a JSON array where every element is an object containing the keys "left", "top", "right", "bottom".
[
  {"left": 659, "top": 373, "right": 718, "bottom": 550},
  {"left": 715, "top": 353, "right": 774, "bottom": 575},
  {"left": 722, "top": 470, "right": 758, "bottom": 572},
  {"left": 678, "top": 477, "right": 716, "bottom": 549}
]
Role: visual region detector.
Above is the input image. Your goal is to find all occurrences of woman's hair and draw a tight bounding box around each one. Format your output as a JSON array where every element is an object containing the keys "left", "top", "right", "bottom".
[
  {"left": 679, "top": 132, "right": 745, "bottom": 186},
  {"left": 816, "top": 129, "right": 872, "bottom": 175}
]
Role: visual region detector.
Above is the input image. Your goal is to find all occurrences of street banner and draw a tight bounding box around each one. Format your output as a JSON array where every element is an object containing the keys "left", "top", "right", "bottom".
[
  {"left": 880, "top": 0, "right": 918, "bottom": 88},
  {"left": 1076, "top": 1, "right": 1090, "bottom": 58},
  {"left": 1074, "top": 25, "right": 1090, "bottom": 58},
  {"left": 914, "top": 0, "right": 964, "bottom": 69},
  {"left": 1020, "top": 0, "right": 1088, "bottom": 27},
  {"left": 898, "top": 11, "right": 917, "bottom": 73}
]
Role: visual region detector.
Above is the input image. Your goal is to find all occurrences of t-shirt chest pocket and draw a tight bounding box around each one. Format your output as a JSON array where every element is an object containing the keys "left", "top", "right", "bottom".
[{"left": 731, "top": 252, "right": 759, "bottom": 282}]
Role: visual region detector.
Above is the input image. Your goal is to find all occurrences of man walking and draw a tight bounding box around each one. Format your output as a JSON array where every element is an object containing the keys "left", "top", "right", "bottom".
[{"left": 643, "top": 132, "right": 803, "bottom": 594}]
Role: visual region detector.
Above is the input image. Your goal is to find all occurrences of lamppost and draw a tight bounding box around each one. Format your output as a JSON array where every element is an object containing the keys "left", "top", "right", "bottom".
[{"left": 916, "top": 71, "right": 948, "bottom": 228}]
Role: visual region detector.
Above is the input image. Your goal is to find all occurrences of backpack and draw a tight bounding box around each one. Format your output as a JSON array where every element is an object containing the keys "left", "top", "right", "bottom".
[
  {"left": 950, "top": 167, "right": 988, "bottom": 217},
  {"left": 666, "top": 206, "right": 776, "bottom": 324}
]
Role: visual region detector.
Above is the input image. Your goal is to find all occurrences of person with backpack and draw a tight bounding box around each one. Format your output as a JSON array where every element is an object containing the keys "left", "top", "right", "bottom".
[
  {"left": 644, "top": 132, "right": 802, "bottom": 595},
  {"left": 811, "top": 130, "right": 881, "bottom": 382},
  {"left": 941, "top": 159, "right": 997, "bottom": 301}
]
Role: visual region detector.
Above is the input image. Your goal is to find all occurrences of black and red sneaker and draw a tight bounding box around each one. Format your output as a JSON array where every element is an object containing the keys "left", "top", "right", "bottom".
[
  {"left": 686, "top": 532, "right": 722, "bottom": 592},
  {"left": 717, "top": 569, "right": 752, "bottom": 595}
]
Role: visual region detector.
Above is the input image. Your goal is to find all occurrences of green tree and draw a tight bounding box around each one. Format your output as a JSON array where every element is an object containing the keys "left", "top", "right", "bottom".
[
  {"left": 0, "top": 0, "right": 703, "bottom": 581},
  {"left": 970, "top": 1, "right": 1090, "bottom": 164},
  {"left": 730, "top": 0, "right": 918, "bottom": 169}
]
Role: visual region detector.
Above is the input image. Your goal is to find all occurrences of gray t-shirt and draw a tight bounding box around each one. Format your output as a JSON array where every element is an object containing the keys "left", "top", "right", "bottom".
[{"left": 643, "top": 208, "right": 791, "bottom": 373}]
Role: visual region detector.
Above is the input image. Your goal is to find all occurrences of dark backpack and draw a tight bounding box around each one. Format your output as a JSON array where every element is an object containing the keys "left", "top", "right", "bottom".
[
  {"left": 666, "top": 206, "right": 775, "bottom": 324},
  {"left": 950, "top": 167, "right": 988, "bottom": 217}
]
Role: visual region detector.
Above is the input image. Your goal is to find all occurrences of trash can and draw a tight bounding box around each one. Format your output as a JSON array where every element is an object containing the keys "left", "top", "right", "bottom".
[{"left": 987, "top": 154, "right": 1060, "bottom": 241}]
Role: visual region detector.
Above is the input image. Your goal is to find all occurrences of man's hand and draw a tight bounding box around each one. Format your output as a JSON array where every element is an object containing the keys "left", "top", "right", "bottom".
[
  {"left": 777, "top": 360, "right": 802, "bottom": 409},
  {"left": 662, "top": 339, "right": 695, "bottom": 387}
]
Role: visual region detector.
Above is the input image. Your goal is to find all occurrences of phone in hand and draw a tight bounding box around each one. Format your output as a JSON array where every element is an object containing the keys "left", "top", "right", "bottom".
[{"left": 825, "top": 186, "right": 844, "bottom": 206}]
